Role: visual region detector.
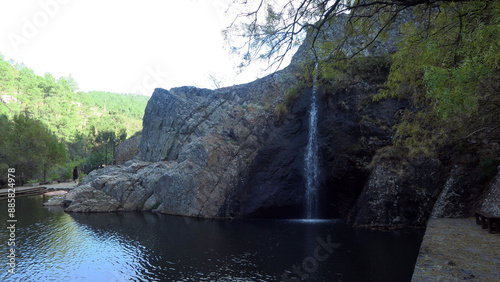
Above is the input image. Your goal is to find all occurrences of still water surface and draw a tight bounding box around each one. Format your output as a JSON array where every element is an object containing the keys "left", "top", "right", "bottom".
[{"left": 1, "top": 196, "right": 423, "bottom": 281}]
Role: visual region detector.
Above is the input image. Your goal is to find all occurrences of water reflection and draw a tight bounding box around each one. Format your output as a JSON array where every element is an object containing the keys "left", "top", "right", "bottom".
[{"left": 0, "top": 196, "right": 423, "bottom": 281}]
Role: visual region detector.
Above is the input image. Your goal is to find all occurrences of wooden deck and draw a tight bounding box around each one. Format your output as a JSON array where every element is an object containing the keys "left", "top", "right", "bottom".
[
  {"left": 0, "top": 182, "right": 77, "bottom": 199},
  {"left": 0, "top": 186, "right": 48, "bottom": 199},
  {"left": 475, "top": 211, "right": 500, "bottom": 234}
]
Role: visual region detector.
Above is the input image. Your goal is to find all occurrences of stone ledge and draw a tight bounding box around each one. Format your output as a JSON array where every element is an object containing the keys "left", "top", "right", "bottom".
[{"left": 412, "top": 218, "right": 500, "bottom": 281}]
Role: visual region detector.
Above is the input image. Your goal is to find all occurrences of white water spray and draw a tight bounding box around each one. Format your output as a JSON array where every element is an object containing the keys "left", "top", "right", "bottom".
[{"left": 304, "top": 67, "right": 320, "bottom": 219}]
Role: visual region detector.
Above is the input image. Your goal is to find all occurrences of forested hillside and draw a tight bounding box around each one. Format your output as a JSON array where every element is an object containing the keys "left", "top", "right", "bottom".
[
  {"left": 230, "top": 0, "right": 499, "bottom": 165},
  {"left": 0, "top": 55, "right": 148, "bottom": 183}
]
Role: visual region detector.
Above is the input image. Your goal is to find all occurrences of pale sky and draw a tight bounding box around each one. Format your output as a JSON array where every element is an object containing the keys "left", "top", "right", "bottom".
[{"left": 0, "top": 0, "right": 289, "bottom": 96}]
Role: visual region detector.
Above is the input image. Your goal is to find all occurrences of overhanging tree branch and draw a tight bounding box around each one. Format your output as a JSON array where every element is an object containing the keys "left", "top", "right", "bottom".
[{"left": 224, "top": 0, "right": 478, "bottom": 71}]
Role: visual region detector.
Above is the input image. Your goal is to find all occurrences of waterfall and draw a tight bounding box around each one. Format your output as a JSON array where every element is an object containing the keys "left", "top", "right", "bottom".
[{"left": 304, "top": 68, "right": 319, "bottom": 219}]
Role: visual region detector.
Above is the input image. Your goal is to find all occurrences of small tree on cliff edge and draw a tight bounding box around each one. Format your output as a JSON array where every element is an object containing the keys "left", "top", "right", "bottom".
[
  {"left": 223, "top": 0, "right": 490, "bottom": 69},
  {"left": 224, "top": 0, "right": 500, "bottom": 157}
]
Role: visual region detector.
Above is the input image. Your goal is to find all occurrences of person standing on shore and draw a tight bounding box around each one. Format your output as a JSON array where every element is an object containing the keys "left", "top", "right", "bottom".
[{"left": 72, "top": 167, "right": 79, "bottom": 183}]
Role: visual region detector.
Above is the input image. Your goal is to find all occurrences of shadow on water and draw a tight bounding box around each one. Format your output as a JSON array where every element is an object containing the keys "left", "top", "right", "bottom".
[{"left": 0, "top": 196, "right": 423, "bottom": 281}]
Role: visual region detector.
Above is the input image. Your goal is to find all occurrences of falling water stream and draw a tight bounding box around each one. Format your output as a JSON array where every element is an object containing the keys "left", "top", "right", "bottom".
[{"left": 304, "top": 67, "right": 320, "bottom": 219}]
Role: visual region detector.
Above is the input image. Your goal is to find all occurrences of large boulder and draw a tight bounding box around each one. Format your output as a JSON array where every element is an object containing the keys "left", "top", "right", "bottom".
[
  {"left": 431, "top": 163, "right": 484, "bottom": 218},
  {"left": 114, "top": 134, "right": 142, "bottom": 165},
  {"left": 349, "top": 157, "right": 444, "bottom": 228},
  {"left": 44, "top": 184, "right": 122, "bottom": 212},
  {"left": 479, "top": 165, "right": 500, "bottom": 216}
]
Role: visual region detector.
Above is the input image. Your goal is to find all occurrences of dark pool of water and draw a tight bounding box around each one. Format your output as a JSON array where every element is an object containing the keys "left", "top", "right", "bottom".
[{"left": 0, "top": 196, "right": 423, "bottom": 281}]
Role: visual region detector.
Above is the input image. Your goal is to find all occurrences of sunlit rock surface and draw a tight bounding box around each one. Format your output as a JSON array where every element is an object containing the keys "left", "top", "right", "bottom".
[{"left": 61, "top": 68, "right": 308, "bottom": 218}]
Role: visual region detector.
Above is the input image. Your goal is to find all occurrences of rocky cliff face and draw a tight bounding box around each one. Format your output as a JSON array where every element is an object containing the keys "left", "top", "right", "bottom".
[
  {"left": 349, "top": 158, "right": 444, "bottom": 228},
  {"left": 50, "top": 9, "right": 495, "bottom": 228},
  {"left": 114, "top": 134, "right": 141, "bottom": 165},
  {"left": 53, "top": 66, "right": 416, "bottom": 221},
  {"left": 55, "top": 67, "right": 312, "bottom": 218}
]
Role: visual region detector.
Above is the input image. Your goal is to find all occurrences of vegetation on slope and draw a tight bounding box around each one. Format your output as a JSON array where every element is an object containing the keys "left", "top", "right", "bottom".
[
  {"left": 227, "top": 0, "right": 500, "bottom": 169},
  {"left": 0, "top": 55, "right": 148, "bottom": 183}
]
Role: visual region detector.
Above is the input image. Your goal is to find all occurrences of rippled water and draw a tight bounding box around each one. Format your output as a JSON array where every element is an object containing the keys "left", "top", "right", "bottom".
[{"left": 1, "top": 196, "right": 423, "bottom": 281}]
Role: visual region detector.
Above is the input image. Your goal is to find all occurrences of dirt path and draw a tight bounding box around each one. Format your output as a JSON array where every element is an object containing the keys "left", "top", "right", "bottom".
[{"left": 412, "top": 218, "right": 500, "bottom": 281}]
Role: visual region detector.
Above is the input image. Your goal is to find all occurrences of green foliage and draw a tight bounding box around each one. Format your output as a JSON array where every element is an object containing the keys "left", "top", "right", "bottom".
[
  {"left": 372, "top": 1, "right": 500, "bottom": 156},
  {"left": 0, "top": 55, "right": 17, "bottom": 93},
  {"left": 0, "top": 114, "right": 68, "bottom": 182},
  {"left": 274, "top": 79, "right": 307, "bottom": 120},
  {"left": 368, "top": 145, "right": 408, "bottom": 169},
  {"left": 0, "top": 55, "right": 146, "bottom": 144},
  {"left": 479, "top": 157, "right": 500, "bottom": 179},
  {"left": 0, "top": 54, "right": 148, "bottom": 179},
  {"left": 228, "top": 0, "right": 500, "bottom": 159},
  {"left": 118, "top": 128, "right": 127, "bottom": 141},
  {"left": 80, "top": 91, "right": 148, "bottom": 120},
  {"left": 424, "top": 65, "right": 478, "bottom": 119},
  {"left": 275, "top": 103, "right": 288, "bottom": 121},
  {"left": 319, "top": 55, "right": 391, "bottom": 93},
  {"left": 283, "top": 81, "right": 302, "bottom": 106},
  {"left": 260, "top": 1, "right": 500, "bottom": 159},
  {"left": 82, "top": 150, "right": 110, "bottom": 174},
  {"left": 80, "top": 130, "right": 118, "bottom": 173},
  {"left": 64, "top": 74, "right": 79, "bottom": 92}
]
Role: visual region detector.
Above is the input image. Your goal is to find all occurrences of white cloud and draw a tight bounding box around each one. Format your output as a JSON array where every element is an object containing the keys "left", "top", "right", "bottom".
[{"left": 0, "top": 0, "right": 287, "bottom": 96}]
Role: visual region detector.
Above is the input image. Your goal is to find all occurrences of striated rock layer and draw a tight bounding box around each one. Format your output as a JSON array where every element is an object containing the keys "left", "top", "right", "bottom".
[
  {"left": 53, "top": 66, "right": 414, "bottom": 221},
  {"left": 56, "top": 67, "right": 310, "bottom": 217}
]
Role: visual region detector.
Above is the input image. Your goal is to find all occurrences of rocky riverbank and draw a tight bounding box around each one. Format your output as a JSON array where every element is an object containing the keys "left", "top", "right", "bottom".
[{"left": 412, "top": 218, "right": 500, "bottom": 281}]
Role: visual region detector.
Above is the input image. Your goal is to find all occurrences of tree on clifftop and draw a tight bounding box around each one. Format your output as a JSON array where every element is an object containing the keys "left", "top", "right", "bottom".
[
  {"left": 224, "top": 0, "right": 488, "bottom": 69},
  {"left": 224, "top": 0, "right": 500, "bottom": 157}
]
